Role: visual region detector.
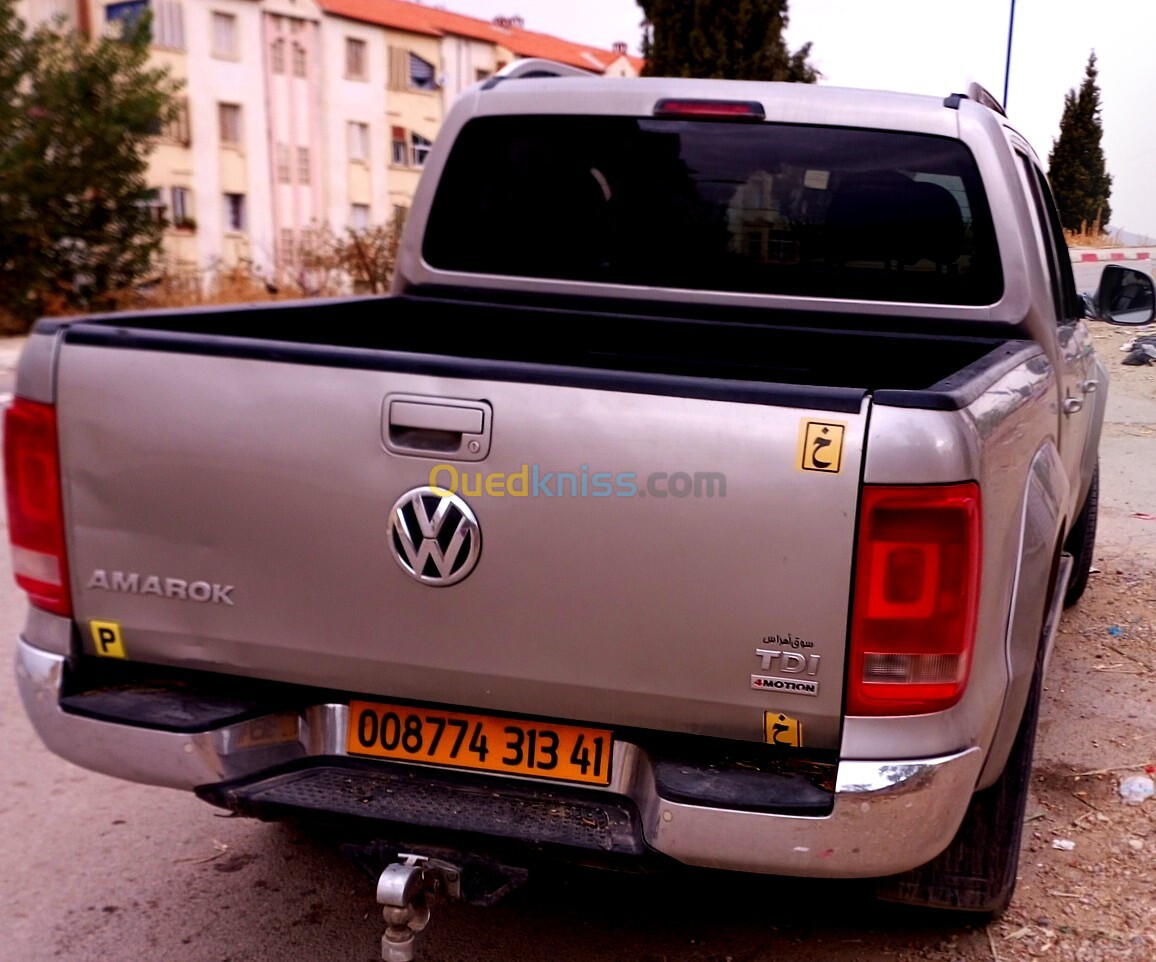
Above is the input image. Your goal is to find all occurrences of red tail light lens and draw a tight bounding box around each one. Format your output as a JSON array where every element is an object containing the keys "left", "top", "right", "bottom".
[
  {"left": 4, "top": 398, "right": 71, "bottom": 616},
  {"left": 848, "top": 483, "right": 981, "bottom": 715}
]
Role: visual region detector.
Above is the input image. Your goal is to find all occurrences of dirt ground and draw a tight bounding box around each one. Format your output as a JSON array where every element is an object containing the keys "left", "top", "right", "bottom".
[{"left": 921, "top": 320, "right": 1156, "bottom": 962}]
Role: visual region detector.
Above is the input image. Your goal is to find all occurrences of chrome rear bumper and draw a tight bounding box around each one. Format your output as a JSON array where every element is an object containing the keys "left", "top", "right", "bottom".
[{"left": 17, "top": 638, "right": 983, "bottom": 878}]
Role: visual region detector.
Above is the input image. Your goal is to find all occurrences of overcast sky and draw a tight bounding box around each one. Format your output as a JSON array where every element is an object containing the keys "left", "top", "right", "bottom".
[{"left": 448, "top": 0, "right": 1156, "bottom": 240}]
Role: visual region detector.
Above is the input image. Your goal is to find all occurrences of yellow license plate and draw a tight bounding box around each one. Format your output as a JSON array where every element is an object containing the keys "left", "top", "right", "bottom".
[{"left": 347, "top": 701, "right": 613, "bottom": 786}]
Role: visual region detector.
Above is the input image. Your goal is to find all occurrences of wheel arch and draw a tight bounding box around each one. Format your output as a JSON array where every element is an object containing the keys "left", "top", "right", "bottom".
[{"left": 977, "top": 442, "right": 1069, "bottom": 789}]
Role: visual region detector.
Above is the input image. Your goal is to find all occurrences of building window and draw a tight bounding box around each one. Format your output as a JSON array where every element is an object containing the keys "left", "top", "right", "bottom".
[
  {"left": 153, "top": 0, "right": 185, "bottom": 49},
  {"left": 211, "top": 11, "right": 238, "bottom": 59},
  {"left": 142, "top": 187, "right": 166, "bottom": 223},
  {"left": 275, "top": 143, "right": 290, "bottom": 183},
  {"left": 271, "top": 38, "right": 285, "bottom": 73},
  {"left": 411, "top": 132, "right": 432, "bottom": 167},
  {"left": 390, "top": 126, "right": 407, "bottom": 166},
  {"left": 171, "top": 187, "right": 193, "bottom": 227},
  {"left": 280, "top": 227, "right": 295, "bottom": 262},
  {"left": 350, "top": 204, "right": 370, "bottom": 230},
  {"left": 291, "top": 43, "right": 306, "bottom": 77},
  {"left": 105, "top": 0, "right": 147, "bottom": 33},
  {"left": 224, "top": 193, "right": 246, "bottom": 232},
  {"left": 106, "top": 0, "right": 184, "bottom": 48},
  {"left": 218, "top": 102, "right": 241, "bottom": 145},
  {"left": 163, "top": 95, "right": 191, "bottom": 145},
  {"left": 409, "top": 52, "right": 437, "bottom": 91},
  {"left": 347, "top": 121, "right": 369, "bottom": 163},
  {"left": 297, "top": 146, "right": 310, "bottom": 183},
  {"left": 345, "top": 37, "right": 367, "bottom": 80},
  {"left": 475, "top": 68, "right": 492, "bottom": 82},
  {"left": 387, "top": 46, "right": 406, "bottom": 90}
]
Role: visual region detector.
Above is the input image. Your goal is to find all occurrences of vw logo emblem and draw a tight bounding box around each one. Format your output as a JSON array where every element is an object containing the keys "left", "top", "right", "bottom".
[{"left": 389, "top": 487, "right": 481, "bottom": 586}]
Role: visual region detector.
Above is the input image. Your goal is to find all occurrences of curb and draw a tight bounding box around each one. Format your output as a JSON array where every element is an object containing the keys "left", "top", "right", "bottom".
[{"left": 1069, "top": 247, "right": 1155, "bottom": 263}]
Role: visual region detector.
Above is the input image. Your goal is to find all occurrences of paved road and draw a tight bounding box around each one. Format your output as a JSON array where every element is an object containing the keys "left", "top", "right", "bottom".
[{"left": 1, "top": 262, "right": 1153, "bottom": 962}]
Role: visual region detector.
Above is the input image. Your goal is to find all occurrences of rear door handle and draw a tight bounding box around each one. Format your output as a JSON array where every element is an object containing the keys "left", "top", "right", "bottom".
[
  {"left": 1062, "top": 395, "right": 1084, "bottom": 415},
  {"left": 1079, "top": 379, "right": 1098, "bottom": 394},
  {"left": 384, "top": 395, "right": 492, "bottom": 460}
]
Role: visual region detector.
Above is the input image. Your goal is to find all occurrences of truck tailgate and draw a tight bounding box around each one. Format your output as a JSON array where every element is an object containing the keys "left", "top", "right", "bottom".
[{"left": 57, "top": 336, "right": 867, "bottom": 750}]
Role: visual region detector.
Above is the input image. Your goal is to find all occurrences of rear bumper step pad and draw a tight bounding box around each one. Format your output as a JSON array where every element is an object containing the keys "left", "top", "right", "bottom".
[{"left": 198, "top": 760, "right": 647, "bottom": 855}]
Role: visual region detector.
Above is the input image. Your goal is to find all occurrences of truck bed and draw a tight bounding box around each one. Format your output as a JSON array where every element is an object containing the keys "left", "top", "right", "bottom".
[{"left": 56, "top": 291, "right": 1035, "bottom": 406}]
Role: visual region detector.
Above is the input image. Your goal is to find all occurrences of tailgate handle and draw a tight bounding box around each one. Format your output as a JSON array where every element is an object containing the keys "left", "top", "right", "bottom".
[{"left": 384, "top": 396, "right": 491, "bottom": 461}]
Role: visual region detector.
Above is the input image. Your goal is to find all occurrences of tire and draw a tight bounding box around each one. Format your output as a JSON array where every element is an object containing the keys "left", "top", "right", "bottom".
[
  {"left": 1063, "top": 463, "right": 1099, "bottom": 607},
  {"left": 873, "top": 640, "right": 1045, "bottom": 917}
]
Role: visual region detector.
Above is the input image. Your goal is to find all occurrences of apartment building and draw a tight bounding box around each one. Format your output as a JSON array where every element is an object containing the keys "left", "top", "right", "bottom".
[{"left": 18, "top": 0, "right": 642, "bottom": 287}]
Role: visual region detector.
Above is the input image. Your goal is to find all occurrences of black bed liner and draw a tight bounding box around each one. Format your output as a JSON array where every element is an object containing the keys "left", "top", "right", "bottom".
[{"left": 42, "top": 290, "right": 1036, "bottom": 412}]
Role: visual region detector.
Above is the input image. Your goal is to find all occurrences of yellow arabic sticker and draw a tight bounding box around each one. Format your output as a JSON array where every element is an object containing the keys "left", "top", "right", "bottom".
[
  {"left": 798, "top": 420, "right": 845, "bottom": 474},
  {"left": 763, "top": 711, "right": 804, "bottom": 748}
]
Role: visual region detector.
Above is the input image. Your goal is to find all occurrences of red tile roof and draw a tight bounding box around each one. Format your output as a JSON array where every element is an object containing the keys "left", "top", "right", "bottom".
[
  {"left": 319, "top": 0, "right": 444, "bottom": 38},
  {"left": 316, "top": 0, "right": 641, "bottom": 74}
]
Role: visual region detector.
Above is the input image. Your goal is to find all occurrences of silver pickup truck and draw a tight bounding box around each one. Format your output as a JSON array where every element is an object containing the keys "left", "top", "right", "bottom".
[{"left": 10, "top": 67, "right": 1155, "bottom": 953}]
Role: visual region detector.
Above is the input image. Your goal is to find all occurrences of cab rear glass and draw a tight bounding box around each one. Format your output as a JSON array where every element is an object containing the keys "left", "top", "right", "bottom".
[{"left": 423, "top": 116, "right": 1003, "bottom": 306}]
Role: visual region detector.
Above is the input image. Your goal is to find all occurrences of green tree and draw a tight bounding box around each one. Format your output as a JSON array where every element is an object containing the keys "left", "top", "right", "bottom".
[
  {"left": 0, "top": 1, "right": 178, "bottom": 330},
  {"left": 0, "top": 0, "right": 39, "bottom": 319},
  {"left": 1047, "top": 51, "right": 1112, "bottom": 234},
  {"left": 639, "top": 0, "right": 818, "bottom": 82}
]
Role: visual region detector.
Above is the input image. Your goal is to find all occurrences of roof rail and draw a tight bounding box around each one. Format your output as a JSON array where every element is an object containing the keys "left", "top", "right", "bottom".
[
  {"left": 481, "top": 58, "right": 597, "bottom": 90},
  {"left": 944, "top": 82, "right": 1008, "bottom": 117},
  {"left": 967, "top": 82, "right": 1007, "bottom": 116}
]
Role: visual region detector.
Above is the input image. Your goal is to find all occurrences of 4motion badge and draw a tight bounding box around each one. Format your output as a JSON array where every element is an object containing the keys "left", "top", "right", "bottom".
[{"left": 751, "top": 647, "right": 820, "bottom": 696}]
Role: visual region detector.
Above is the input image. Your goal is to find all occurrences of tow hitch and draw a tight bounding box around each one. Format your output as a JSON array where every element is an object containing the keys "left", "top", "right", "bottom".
[
  {"left": 376, "top": 854, "right": 461, "bottom": 962},
  {"left": 346, "top": 843, "right": 528, "bottom": 961}
]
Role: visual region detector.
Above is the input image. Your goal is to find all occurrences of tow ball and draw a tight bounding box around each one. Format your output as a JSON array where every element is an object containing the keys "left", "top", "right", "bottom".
[{"left": 375, "top": 854, "right": 463, "bottom": 962}]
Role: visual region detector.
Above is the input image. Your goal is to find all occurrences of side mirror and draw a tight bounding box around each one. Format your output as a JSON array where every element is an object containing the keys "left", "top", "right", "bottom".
[{"left": 1088, "top": 264, "right": 1156, "bottom": 325}]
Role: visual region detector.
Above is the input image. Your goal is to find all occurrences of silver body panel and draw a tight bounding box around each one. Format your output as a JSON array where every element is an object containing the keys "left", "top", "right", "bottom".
[{"left": 56, "top": 344, "right": 867, "bottom": 749}]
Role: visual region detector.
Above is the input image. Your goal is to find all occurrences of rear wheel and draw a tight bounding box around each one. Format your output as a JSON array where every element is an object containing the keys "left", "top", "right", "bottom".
[
  {"left": 874, "top": 639, "right": 1045, "bottom": 917},
  {"left": 1063, "top": 463, "right": 1099, "bottom": 607}
]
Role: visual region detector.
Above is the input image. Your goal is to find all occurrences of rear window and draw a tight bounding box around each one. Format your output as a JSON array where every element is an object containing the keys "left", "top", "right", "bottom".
[{"left": 424, "top": 116, "right": 1003, "bottom": 306}]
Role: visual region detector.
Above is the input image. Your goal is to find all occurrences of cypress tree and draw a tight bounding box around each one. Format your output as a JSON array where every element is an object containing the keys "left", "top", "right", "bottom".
[
  {"left": 1047, "top": 52, "right": 1112, "bottom": 234},
  {"left": 639, "top": 0, "right": 818, "bottom": 82}
]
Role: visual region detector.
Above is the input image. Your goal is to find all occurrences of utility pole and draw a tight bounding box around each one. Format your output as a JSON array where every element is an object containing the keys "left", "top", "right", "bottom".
[{"left": 1003, "top": 0, "right": 1016, "bottom": 110}]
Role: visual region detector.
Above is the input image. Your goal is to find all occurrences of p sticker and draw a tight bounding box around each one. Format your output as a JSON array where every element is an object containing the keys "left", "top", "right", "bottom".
[
  {"left": 764, "top": 711, "right": 804, "bottom": 748},
  {"left": 90, "top": 620, "right": 126, "bottom": 659},
  {"left": 798, "top": 420, "right": 845, "bottom": 474}
]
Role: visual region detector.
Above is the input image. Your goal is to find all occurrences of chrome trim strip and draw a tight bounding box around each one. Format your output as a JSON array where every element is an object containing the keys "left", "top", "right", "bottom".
[
  {"left": 16, "top": 639, "right": 982, "bottom": 877},
  {"left": 1040, "top": 553, "right": 1073, "bottom": 675}
]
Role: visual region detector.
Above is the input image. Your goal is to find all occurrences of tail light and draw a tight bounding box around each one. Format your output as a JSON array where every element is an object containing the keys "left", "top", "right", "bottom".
[
  {"left": 653, "top": 98, "right": 766, "bottom": 121},
  {"left": 4, "top": 398, "right": 72, "bottom": 616},
  {"left": 847, "top": 483, "right": 980, "bottom": 715}
]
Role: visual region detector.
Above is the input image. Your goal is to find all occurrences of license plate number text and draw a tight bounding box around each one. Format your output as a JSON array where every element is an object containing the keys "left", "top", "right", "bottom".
[{"left": 347, "top": 701, "right": 612, "bottom": 786}]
